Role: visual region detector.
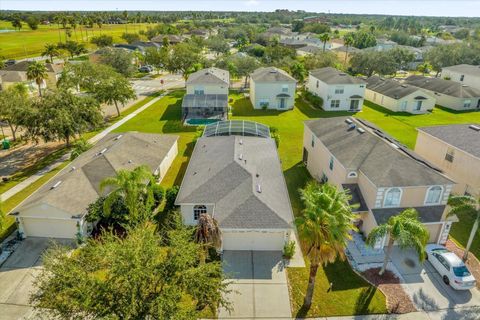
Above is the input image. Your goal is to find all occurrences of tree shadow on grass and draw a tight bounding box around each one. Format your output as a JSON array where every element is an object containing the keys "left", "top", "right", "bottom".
[
  {"left": 230, "top": 96, "right": 285, "bottom": 117},
  {"left": 283, "top": 161, "right": 311, "bottom": 216},
  {"left": 295, "top": 304, "right": 311, "bottom": 319},
  {"left": 323, "top": 259, "right": 367, "bottom": 291},
  {"left": 295, "top": 96, "right": 351, "bottom": 119},
  {"left": 353, "top": 286, "right": 377, "bottom": 315},
  {"left": 160, "top": 98, "right": 197, "bottom": 134}
]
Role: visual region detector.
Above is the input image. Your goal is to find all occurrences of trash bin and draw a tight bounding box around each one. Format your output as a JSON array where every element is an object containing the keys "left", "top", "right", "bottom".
[{"left": 2, "top": 138, "right": 10, "bottom": 150}]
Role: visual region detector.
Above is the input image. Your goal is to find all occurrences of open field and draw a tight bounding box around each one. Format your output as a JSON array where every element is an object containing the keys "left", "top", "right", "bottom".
[{"left": 0, "top": 20, "right": 151, "bottom": 59}]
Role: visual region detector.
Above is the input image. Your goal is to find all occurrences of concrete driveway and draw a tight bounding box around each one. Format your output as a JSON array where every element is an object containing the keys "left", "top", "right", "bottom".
[
  {"left": 0, "top": 238, "right": 72, "bottom": 320},
  {"left": 390, "top": 247, "right": 480, "bottom": 317},
  {"left": 218, "top": 251, "right": 292, "bottom": 319}
]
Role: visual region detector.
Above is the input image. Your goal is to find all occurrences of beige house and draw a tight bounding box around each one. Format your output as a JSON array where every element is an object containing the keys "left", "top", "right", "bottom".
[
  {"left": 404, "top": 75, "right": 480, "bottom": 111},
  {"left": 303, "top": 117, "right": 456, "bottom": 247},
  {"left": 366, "top": 76, "right": 436, "bottom": 114},
  {"left": 13, "top": 133, "right": 179, "bottom": 239},
  {"left": 249, "top": 67, "right": 296, "bottom": 110},
  {"left": 0, "top": 61, "right": 63, "bottom": 92},
  {"left": 176, "top": 120, "right": 294, "bottom": 251},
  {"left": 442, "top": 64, "right": 480, "bottom": 90},
  {"left": 415, "top": 124, "right": 480, "bottom": 198}
]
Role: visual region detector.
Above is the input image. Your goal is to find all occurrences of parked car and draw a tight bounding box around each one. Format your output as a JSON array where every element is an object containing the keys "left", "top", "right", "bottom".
[
  {"left": 426, "top": 244, "right": 476, "bottom": 290},
  {"left": 4, "top": 59, "right": 16, "bottom": 67},
  {"left": 138, "top": 65, "right": 153, "bottom": 73}
]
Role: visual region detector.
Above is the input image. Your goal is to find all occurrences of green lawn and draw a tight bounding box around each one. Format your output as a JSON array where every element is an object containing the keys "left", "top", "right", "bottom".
[{"left": 449, "top": 212, "right": 480, "bottom": 259}]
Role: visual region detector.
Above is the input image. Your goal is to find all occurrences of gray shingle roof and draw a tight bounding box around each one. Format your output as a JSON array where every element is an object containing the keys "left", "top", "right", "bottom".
[
  {"left": 186, "top": 67, "right": 229, "bottom": 86},
  {"left": 297, "top": 45, "right": 321, "bottom": 54},
  {"left": 372, "top": 205, "right": 446, "bottom": 224},
  {"left": 175, "top": 135, "right": 293, "bottom": 229},
  {"left": 18, "top": 133, "right": 179, "bottom": 216},
  {"left": 443, "top": 64, "right": 480, "bottom": 77},
  {"left": 305, "top": 117, "right": 453, "bottom": 187},
  {"left": 366, "top": 76, "right": 429, "bottom": 100},
  {"left": 1, "top": 61, "right": 62, "bottom": 73},
  {"left": 404, "top": 75, "right": 480, "bottom": 98},
  {"left": 250, "top": 67, "right": 296, "bottom": 83},
  {"left": 309, "top": 67, "right": 366, "bottom": 85},
  {"left": 418, "top": 124, "right": 480, "bottom": 158},
  {"left": 181, "top": 94, "right": 228, "bottom": 109}
]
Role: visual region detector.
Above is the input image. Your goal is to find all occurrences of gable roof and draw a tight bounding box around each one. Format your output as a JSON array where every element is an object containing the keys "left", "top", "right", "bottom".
[
  {"left": 186, "top": 67, "right": 229, "bottom": 86},
  {"left": 418, "top": 124, "right": 480, "bottom": 158},
  {"left": 17, "top": 133, "right": 179, "bottom": 217},
  {"left": 250, "top": 67, "right": 296, "bottom": 83},
  {"left": 297, "top": 45, "right": 321, "bottom": 54},
  {"left": 309, "top": 67, "right": 366, "bottom": 85},
  {"left": 442, "top": 64, "right": 480, "bottom": 77},
  {"left": 1, "top": 61, "right": 62, "bottom": 74},
  {"left": 404, "top": 75, "right": 480, "bottom": 98},
  {"left": 175, "top": 135, "right": 293, "bottom": 229},
  {"left": 305, "top": 117, "right": 453, "bottom": 187},
  {"left": 366, "top": 76, "right": 431, "bottom": 100}
]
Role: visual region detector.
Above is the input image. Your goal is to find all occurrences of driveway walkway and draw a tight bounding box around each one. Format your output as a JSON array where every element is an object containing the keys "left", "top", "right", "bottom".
[{"left": 219, "top": 251, "right": 292, "bottom": 319}]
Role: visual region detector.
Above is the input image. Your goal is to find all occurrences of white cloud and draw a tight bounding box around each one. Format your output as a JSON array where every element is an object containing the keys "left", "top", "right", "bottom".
[{"left": 245, "top": 0, "right": 260, "bottom": 7}]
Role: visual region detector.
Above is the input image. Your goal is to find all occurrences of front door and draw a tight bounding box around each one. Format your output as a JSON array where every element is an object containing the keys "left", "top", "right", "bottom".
[
  {"left": 350, "top": 99, "right": 359, "bottom": 111},
  {"left": 415, "top": 100, "right": 423, "bottom": 111},
  {"left": 279, "top": 98, "right": 286, "bottom": 109},
  {"left": 477, "top": 99, "right": 480, "bottom": 109}
]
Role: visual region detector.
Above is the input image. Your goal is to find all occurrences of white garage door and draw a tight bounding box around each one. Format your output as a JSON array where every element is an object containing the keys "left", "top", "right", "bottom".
[
  {"left": 22, "top": 218, "right": 77, "bottom": 239},
  {"left": 222, "top": 231, "right": 286, "bottom": 251}
]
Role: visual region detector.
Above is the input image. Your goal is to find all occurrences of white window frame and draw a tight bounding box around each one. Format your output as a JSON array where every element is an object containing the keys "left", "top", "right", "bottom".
[
  {"left": 281, "top": 84, "right": 289, "bottom": 93},
  {"left": 348, "top": 171, "right": 358, "bottom": 178},
  {"left": 330, "top": 100, "right": 340, "bottom": 108},
  {"left": 424, "top": 186, "right": 444, "bottom": 205},
  {"left": 334, "top": 87, "right": 344, "bottom": 94},
  {"left": 194, "top": 86, "right": 205, "bottom": 95},
  {"left": 193, "top": 205, "right": 207, "bottom": 221},
  {"left": 415, "top": 100, "right": 423, "bottom": 111},
  {"left": 400, "top": 100, "right": 408, "bottom": 111},
  {"left": 383, "top": 187, "right": 402, "bottom": 207},
  {"left": 464, "top": 99, "right": 472, "bottom": 108}
]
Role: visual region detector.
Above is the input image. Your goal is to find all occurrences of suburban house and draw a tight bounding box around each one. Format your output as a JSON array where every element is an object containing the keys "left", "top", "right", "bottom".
[
  {"left": 365, "top": 76, "right": 436, "bottom": 114},
  {"left": 296, "top": 45, "right": 321, "bottom": 56},
  {"left": 372, "top": 39, "right": 398, "bottom": 51},
  {"left": 0, "top": 61, "right": 63, "bottom": 91},
  {"left": 182, "top": 67, "right": 230, "bottom": 121},
  {"left": 260, "top": 26, "right": 295, "bottom": 40},
  {"left": 307, "top": 67, "right": 366, "bottom": 112},
  {"left": 404, "top": 75, "right": 480, "bottom": 111},
  {"left": 279, "top": 37, "right": 323, "bottom": 49},
  {"left": 175, "top": 120, "right": 295, "bottom": 251},
  {"left": 441, "top": 64, "right": 480, "bottom": 90},
  {"left": 415, "top": 124, "right": 480, "bottom": 198},
  {"left": 303, "top": 117, "right": 456, "bottom": 247},
  {"left": 13, "top": 133, "right": 179, "bottom": 239},
  {"left": 151, "top": 34, "right": 184, "bottom": 45},
  {"left": 249, "top": 67, "right": 296, "bottom": 110}
]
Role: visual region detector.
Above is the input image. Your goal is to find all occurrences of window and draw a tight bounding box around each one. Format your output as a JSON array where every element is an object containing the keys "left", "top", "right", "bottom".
[
  {"left": 415, "top": 100, "right": 423, "bottom": 111},
  {"left": 334, "top": 87, "right": 344, "bottom": 94},
  {"left": 193, "top": 205, "right": 207, "bottom": 220},
  {"left": 330, "top": 100, "right": 340, "bottom": 108},
  {"left": 425, "top": 186, "right": 443, "bottom": 205},
  {"left": 373, "top": 93, "right": 377, "bottom": 101},
  {"left": 464, "top": 99, "right": 472, "bottom": 108},
  {"left": 282, "top": 84, "right": 288, "bottom": 93},
  {"left": 320, "top": 173, "right": 329, "bottom": 184},
  {"left": 383, "top": 188, "right": 402, "bottom": 207},
  {"left": 400, "top": 100, "right": 408, "bottom": 111},
  {"left": 348, "top": 171, "right": 358, "bottom": 178},
  {"left": 259, "top": 99, "right": 269, "bottom": 107},
  {"left": 460, "top": 75, "right": 465, "bottom": 81},
  {"left": 445, "top": 148, "right": 455, "bottom": 162},
  {"left": 436, "top": 254, "right": 450, "bottom": 271},
  {"left": 311, "top": 134, "right": 315, "bottom": 148},
  {"left": 329, "top": 156, "right": 334, "bottom": 170},
  {"left": 194, "top": 87, "right": 205, "bottom": 95}
]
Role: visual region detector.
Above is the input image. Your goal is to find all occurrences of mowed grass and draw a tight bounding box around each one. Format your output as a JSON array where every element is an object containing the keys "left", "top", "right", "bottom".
[
  {"left": 0, "top": 20, "right": 151, "bottom": 59},
  {"left": 450, "top": 212, "right": 480, "bottom": 259},
  {"left": 355, "top": 100, "right": 480, "bottom": 149}
]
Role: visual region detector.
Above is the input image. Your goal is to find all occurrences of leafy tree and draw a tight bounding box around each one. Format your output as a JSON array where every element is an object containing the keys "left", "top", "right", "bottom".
[
  {"left": 245, "top": 44, "right": 265, "bottom": 58},
  {"left": 302, "top": 23, "right": 330, "bottom": 34},
  {"left": 165, "top": 43, "right": 202, "bottom": 80},
  {"left": 121, "top": 32, "right": 141, "bottom": 44},
  {"left": 31, "top": 223, "right": 230, "bottom": 319},
  {"left": 417, "top": 62, "right": 432, "bottom": 76},
  {"left": 100, "top": 166, "right": 155, "bottom": 225},
  {"left": 194, "top": 213, "right": 222, "bottom": 264},
  {"left": 42, "top": 43, "right": 60, "bottom": 63},
  {"left": 90, "top": 34, "right": 113, "bottom": 48},
  {"left": 295, "top": 182, "right": 356, "bottom": 309},
  {"left": 229, "top": 55, "right": 260, "bottom": 87},
  {"left": 70, "top": 138, "right": 92, "bottom": 160},
  {"left": 93, "top": 73, "right": 136, "bottom": 117},
  {"left": 26, "top": 61, "right": 48, "bottom": 97},
  {"left": 11, "top": 16, "right": 22, "bottom": 31},
  {"left": 165, "top": 186, "right": 180, "bottom": 211},
  {"left": 99, "top": 48, "right": 136, "bottom": 77},
  {"left": 290, "top": 61, "right": 307, "bottom": 83},
  {"left": 389, "top": 47, "right": 415, "bottom": 71},
  {"left": 57, "top": 40, "right": 87, "bottom": 58},
  {"left": 367, "top": 208, "right": 429, "bottom": 275},
  {"left": 26, "top": 15, "right": 39, "bottom": 30},
  {"left": 206, "top": 36, "right": 230, "bottom": 56},
  {"left": 350, "top": 30, "right": 377, "bottom": 49},
  {"left": 448, "top": 195, "right": 480, "bottom": 261},
  {"left": 144, "top": 47, "right": 169, "bottom": 72},
  {"left": 425, "top": 44, "right": 479, "bottom": 76},
  {"left": 350, "top": 51, "right": 397, "bottom": 77},
  {"left": 86, "top": 194, "right": 129, "bottom": 226},
  {"left": 303, "top": 51, "right": 338, "bottom": 71},
  {"left": 319, "top": 33, "right": 331, "bottom": 52},
  {"left": 264, "top": 43, "right": 295, "bottom": 63},
  {"left": 0, "top": 84, "right": 30, "bottom": 141}
]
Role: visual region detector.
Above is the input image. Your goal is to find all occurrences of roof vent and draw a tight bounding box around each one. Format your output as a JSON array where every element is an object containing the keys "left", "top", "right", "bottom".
[
  {"left": 70, "top": 166, "right": 76, "bottom": 172},
  {"left": 401, "top": 84, "right": 407, "bottom": 88},
  {"left": 269, "top": 70, "right": 278, "bottom": 73},
  {"left": 51, "top": 181, "right": 62, "bottom": 190},
  {"left": 357, "top": 127, "right": 365, "bottom": 134},
  {"left": 99, "top": 148, "right": 108, "bottom": 155},
  {"left": 115, "top": 134, "right": 123, "bottom": 140},
  {"left": 462, "top": 84, "right": 468, "bottom": 87},
  {"left": 239, "top": 139, "right": 243, "bottom": 145},
  {"left": 339, "top": 73, "right": 347, "bottom": 76},
  {"left": 256, "top": 184, "right": 262, "bottom": 193},
  {"left": 128, "top": 160, "right": 133, "bottom": 163},
  {"left": 390, "top": 142, "right": 400, "bottom": 149},
  {"left": 345, "top": 118, "right": 353, "bottom": 124},
  {"left": 469, "top": 124, "right": 480, "bottom": 131},
  {"left": 239, "top": 153, "right": 243, "bottom": 160}
]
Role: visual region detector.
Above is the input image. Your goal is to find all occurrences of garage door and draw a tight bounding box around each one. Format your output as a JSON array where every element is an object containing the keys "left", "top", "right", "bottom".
[
  {"left": 22, "top": 218, "right": 77, "bottom": 239},
  {"left": 222, "top": 231, "right": 286, "bottom": 251}
]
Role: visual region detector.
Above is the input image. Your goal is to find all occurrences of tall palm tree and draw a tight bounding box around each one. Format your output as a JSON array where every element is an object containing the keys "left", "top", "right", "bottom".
[
  {"left": 319, "top": 33, "right": 331, "bottom": 52},
  {"left": 194, "top": 213, "right": 222, "bottom": 264},
  {"left": 296, "top": 181, "right": 356, "bottom": 309},
  {"left": 100, "top": 165, "right": 155, "bottom": 225},
  {"left": 367, "top": 208, "right": 429, "bottom": 275},
  {"left": 343, "top": 34, "right": 354, "bottom": 65},
  {"left": 448, "top": 195, "right": 480, "bottom": 261},
  {"left": 417, "top": 62, "right": 432, "bottom": 76},
  {"left": 42, "top": 43, "right": 59, "bottom": 63},
  {"left": 26, "top": 61, "right": 48, "bottom": 97}
]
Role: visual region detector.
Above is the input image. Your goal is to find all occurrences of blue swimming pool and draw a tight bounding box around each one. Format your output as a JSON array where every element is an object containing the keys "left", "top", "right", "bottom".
[{"left": 185, "top": 118, "right": 221, "bottom": 126}]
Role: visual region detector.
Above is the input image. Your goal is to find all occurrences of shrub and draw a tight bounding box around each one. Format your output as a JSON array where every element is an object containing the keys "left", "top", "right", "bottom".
[
  {"left": 151, "top": 184, "right": 165, "bottom": 207},
  {"left": 165, "top": 186, "right": 180, "bottom": 211},
  {"left": 283, "top": 240, "right": 296, "bottom": 259},
  {"left": 270, "top": 126, "right": 280, "bottom": 148},
  {"left": 70, "top": 139, "right": 92, "bottom": 160},
  {"left": 303, "top": 90, "right": 323, "bottom": 109}
]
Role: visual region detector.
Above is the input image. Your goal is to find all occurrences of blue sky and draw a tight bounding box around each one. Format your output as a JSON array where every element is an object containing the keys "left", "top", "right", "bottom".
[{"left": 1, "top": 1, "right": 479, "bottom": 17}]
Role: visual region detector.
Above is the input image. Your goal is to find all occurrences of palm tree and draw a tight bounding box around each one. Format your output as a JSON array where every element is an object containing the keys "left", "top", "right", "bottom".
[
  {"left": 100, "top": 165, "right": 155, "bottom": 225},
  {"left": 42, "top": 43, "right": 59, "bottom": 63},
  {"left": 417, "top": 62, "right": 432, "bottom": 76},
  {"left": 448, "top": 195, "right": 480, "bottom": 261},
  {"left": 319, "top": 33, "right": 331, "bottom": 52},
  {"left": 296, "top": 181, "right": 356, "bottom": 309},
  {"left": 367, "top": 208, "right": 429, "bottom": 276},
  {"left": 343, "top": 34, "right": 354, "bottom": 65},
  {"left": 194, "top": 213, "right": 222, "bottom": 264},
  {"left": 26, "top": 61, "right": 48, "bottom": 97}
]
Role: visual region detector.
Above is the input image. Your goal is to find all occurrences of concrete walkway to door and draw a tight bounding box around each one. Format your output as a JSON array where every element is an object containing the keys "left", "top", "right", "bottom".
[{"left": 219, "top": 251, "right": 292, "bottom": 319}]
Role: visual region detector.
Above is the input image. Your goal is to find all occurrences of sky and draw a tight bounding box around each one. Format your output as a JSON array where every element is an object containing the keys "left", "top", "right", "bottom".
[{"left": 0, "top": 0, "right": 479, "bottom": 17}]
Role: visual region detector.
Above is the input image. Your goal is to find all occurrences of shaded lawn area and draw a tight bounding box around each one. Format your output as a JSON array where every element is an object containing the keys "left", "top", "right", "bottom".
[
  {"left": 229, "top": 93, "right": 387, "bottom": 316},
  {"left": 356, "top": 100, "right": 480, "bottom": 149},
  {"left": 449, "top": 211, "right": 480, "bottom": 259}
]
